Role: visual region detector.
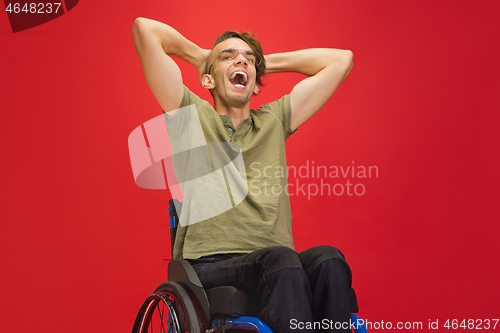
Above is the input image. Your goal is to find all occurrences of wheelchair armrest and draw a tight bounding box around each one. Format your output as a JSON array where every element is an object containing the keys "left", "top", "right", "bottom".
[{"left": 167, "top": 259, "right": 211, "bottom": 330}]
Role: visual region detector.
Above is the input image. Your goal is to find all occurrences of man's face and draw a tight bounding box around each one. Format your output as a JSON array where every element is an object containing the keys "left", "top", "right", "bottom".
[{"left": 208, "top": 38, "right": 259, "bottom": 108}]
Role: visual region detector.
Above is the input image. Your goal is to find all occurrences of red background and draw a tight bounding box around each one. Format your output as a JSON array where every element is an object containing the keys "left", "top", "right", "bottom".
[{"left": 1, "top": 0, "right": 499, "bottom": 332}]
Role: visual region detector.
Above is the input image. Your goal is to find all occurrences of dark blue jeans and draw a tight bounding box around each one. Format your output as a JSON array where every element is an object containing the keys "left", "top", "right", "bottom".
[{"left": 187, "top": 245, "right": 358, "bottom": 333}]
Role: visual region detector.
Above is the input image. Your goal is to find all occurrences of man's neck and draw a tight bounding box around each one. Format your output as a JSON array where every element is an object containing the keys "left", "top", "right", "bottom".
[{"left": 214, "top": 102, "right": 250, "bottom": 129}]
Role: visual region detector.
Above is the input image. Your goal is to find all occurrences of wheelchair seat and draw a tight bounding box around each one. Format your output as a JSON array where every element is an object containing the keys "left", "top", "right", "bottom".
[{"left": 206, "top": 286, "right": 260, "bottom": 318}]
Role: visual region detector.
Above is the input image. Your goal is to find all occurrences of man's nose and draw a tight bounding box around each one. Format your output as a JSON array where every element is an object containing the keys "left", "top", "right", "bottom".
[{"left": 234, "top": 53, "right": 248, "bottom": 65}]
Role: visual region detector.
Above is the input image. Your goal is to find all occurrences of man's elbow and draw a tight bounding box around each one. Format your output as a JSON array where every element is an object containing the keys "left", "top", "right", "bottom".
[
  {"left": 132, "top": 18, "right": 154, "bottom": 54},
  {"left": 133, "top": 17, "right": 149, "bottom": 29},
  {"left": 132, "top": 17, "right": 148, "bottom": 39},
  {"left": 132, "top": 17, "right": 144, "bottom": 42},
  {"left": 326, "top": 49, "right": 353, "bottom": 74},
  {"left": 345, "top": 49, "right": 353, "bottom": 62},
  {"left": 339, "top": 49, "right": 353, "bottom": 77},
  {"left": 341, "top": 49, "right": 353, "bottom": 69}
]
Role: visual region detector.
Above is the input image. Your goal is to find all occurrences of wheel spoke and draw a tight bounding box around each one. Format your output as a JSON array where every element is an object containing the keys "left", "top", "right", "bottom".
[
  {"left": 168, "top": 311, "right": 174, "bottom": 333},
  {"left": 133, "top": 282, "right": 198, "bottom": 333},
  {"left": 158, "top": 301, "right": 164, "bottom": 333},
  {"left": 150, "top": 302, "right": 154, "bottom": 333},
  {"left": 161, "top": 301, "right": 166, "bottom": 333}
]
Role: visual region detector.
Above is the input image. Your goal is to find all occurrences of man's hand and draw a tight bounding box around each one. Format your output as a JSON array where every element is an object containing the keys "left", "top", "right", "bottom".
[
  {"left": 265, "top": 49, "right": 353, "bottom": 131},
  {"left": 197, "top": 49, "right": 211, "bottom": 83}
]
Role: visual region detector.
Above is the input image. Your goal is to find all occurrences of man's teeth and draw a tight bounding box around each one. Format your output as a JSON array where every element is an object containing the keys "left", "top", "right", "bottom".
[{"left": 230, "top": 71, "right": 248, "bottom": 83}]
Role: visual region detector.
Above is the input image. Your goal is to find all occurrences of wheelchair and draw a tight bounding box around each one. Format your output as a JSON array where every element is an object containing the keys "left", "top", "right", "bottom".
[{"left": 132, "top": 199, "right": 368, "bottom": 333}]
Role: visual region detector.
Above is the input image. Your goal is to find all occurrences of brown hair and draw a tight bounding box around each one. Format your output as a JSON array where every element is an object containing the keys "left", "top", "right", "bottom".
[{"left": 207, "top": 31, "right": 266, "bottom": 86}]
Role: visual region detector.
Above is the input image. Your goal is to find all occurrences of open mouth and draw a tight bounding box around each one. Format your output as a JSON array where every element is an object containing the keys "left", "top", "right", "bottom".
[{"left": 229, "top": 71, "right": 248, "bottom": 88}]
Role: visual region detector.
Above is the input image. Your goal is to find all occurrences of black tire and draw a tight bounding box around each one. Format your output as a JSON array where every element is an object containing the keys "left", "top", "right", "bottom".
[{"left": 132, "top": 281, "right": 201, "bottom": 333}]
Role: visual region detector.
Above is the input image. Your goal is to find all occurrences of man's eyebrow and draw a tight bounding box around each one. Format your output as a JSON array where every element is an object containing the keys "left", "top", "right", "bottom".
[{"left": 222, "top": 48, "right": 255, "bottom": 53}]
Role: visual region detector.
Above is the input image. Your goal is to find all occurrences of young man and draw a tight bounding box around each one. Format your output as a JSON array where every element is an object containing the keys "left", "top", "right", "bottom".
[{"left": 132, "top": 17, "right": 356, "bottom": 333}]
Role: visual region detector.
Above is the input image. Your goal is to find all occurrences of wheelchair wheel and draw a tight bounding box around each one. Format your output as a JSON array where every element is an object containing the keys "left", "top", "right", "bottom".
[{"left": 132, "top": 281, "right": 200, "bottom": 333}]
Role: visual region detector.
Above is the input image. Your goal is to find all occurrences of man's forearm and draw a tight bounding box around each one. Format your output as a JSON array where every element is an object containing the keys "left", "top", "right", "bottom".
[
  {"left": 265, "top": 48, "right": 353, "bottom": 77},
  {"left": 132, "top": 17, "right": 207, "bottom": 69}
]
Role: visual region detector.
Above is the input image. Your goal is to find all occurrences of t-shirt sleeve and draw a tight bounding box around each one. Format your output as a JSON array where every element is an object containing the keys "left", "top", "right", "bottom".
[
  {"left": 260, "top": 94, "right": 297, "bottom": 141},
  {"left": 179, "top": 85, "right": 205, "bottom": 109},
  {"left": 162, "top": 86, "right": 205, "bottom": 114}
]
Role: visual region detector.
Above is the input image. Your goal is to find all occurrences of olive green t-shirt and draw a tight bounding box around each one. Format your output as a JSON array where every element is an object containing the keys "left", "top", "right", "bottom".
[{"left": 171, "top": 86, "right": 296, "bottom": 259}]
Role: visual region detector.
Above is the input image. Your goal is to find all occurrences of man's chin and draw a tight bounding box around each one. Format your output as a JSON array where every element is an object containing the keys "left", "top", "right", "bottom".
[
  {"left": 227, "top": 90, "right": 252, "bottom": 106},
  {"left": 228, "top": 99, "right": 250, "bottom": 108},
  {"left": 213, "top": 85, "right": 253, "bottom": 108}
]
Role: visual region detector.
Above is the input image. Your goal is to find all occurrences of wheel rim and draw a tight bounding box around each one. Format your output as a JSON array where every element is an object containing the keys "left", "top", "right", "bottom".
[
  {"left": 140, "top": 292, "right": 183, "bottom": 333},
  {"left": 133, "top": 281, "right": 200, "bottom": 333}
]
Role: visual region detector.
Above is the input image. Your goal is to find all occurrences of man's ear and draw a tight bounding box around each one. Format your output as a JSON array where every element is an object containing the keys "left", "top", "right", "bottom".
[
  {"left": 253, "top": 85, "right": 260, "bottom": 95},
  {"left": 202, "top": 74, "right": 215, "bottom": 90}
]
